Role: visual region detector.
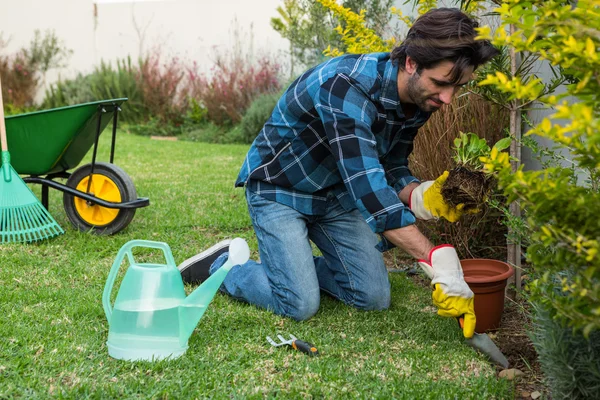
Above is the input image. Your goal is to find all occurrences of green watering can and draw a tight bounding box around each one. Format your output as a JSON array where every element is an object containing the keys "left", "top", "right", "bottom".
[{"left": 102, "top": 238, "right": 249, "bottom": 361}]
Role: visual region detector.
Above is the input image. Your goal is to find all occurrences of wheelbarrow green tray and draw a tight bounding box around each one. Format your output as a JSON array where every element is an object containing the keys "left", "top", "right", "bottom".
[
  {"left": 7, "top": 99, "right": 128, "bottom": 175},
  {"left": 4, "top": 99, "right": 149, "bottom": 235}
]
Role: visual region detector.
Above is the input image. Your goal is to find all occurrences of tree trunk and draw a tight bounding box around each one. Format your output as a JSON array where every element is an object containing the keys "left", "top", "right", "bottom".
[{"left": 508, "top": 23, "right": 523, "bottom": 295}]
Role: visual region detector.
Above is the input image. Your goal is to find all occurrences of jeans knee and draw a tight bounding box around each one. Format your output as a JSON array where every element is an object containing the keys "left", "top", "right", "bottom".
[
  {"left": 283, "top": 294, "right": 320, "bottom": 321},
  {"left": 356, "top": 285, "right": 390, "bottom": 311}
]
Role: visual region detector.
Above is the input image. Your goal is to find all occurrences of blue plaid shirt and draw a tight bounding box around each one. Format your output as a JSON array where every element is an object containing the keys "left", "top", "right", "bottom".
[{"left": 236, "top": 53, "right": 431, "bottom": 234}]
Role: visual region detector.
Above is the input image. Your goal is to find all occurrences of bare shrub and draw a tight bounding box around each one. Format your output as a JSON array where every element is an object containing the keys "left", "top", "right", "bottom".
[
  {"left": 136, "top": 49, "right": 189, "bottom": 125},
  {"left": 409, "top": 93, "right": 510, "bottom": 260},
  {"left": 0, "top": 30, "right": 71, "bottom": 112},
  {"left": 185, "top": 20, "right": 282, "bottom": 127},
  {"left": 0, "top": 52, "right": 38, "bottom": 110},
  {"left": 186, "top": 52, "right": 281, "bottom": 126}
]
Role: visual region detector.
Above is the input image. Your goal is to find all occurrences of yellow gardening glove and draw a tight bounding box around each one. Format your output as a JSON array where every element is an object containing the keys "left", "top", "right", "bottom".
[
  {"left": 418, "top": 245, "right": 476, "bottom": 338},
  {"left": 432, "top": 285, "right": 476, "bottom": 339},
  {"left": 409, "top": 171, "right": 465, "bottom": 223}
]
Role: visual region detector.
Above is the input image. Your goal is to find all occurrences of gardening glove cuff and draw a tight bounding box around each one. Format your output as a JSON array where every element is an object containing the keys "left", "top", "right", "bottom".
[
  {"left": 408, "top": 171, "right": 464, "bottom": 223},
  {"left": 418, "top": 245, "right": 476, "bottom": 338},
  {"left": 408, "top": 180, "right": 435, "bottom": 220}
]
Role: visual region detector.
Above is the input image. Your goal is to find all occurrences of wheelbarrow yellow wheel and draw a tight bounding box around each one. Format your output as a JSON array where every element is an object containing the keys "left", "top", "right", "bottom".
[{"left": 63, "top": 162, "right": 137, "bottom": 235}]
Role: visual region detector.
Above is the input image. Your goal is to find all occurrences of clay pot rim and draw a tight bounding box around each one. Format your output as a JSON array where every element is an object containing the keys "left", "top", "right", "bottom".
[{"left": 460, "top": 258, "right": 515, "bottom": 284}]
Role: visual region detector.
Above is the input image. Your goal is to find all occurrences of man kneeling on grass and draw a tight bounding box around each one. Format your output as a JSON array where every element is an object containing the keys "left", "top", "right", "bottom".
[{"left": 179, "top": 8, "right": 499, "bottom": 339}]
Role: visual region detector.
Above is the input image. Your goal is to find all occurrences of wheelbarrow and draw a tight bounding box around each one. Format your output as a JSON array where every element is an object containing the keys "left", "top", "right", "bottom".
[{"left": 4, "top": 98, "right": 149, "bottom": 235}]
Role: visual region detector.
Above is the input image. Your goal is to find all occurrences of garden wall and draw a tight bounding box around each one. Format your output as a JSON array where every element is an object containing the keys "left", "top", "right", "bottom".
[{"left": 0, "top": 0, "right": 290, "bottom": 101}]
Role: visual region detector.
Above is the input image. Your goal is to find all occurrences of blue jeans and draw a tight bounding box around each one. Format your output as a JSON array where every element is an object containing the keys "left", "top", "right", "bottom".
[{"left": 211, "top": 187, "right": 391, "bottom": 321}]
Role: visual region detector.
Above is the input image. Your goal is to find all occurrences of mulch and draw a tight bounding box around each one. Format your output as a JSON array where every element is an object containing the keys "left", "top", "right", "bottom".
[{"left": 493, "top": 293, "right": 548, "bottom": 399}]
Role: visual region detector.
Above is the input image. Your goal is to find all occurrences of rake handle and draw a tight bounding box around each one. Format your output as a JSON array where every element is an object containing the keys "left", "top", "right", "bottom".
[{"left": 0, "top": 75, "right": 8, "bottom": 152}]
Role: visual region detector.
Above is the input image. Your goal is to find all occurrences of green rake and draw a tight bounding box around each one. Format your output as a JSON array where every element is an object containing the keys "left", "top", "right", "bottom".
[{"left": 0, "top": 77, "right": 63, "bottom": 243}]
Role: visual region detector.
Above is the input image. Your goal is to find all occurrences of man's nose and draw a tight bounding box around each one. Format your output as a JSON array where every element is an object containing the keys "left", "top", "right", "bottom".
[{"left": 439, "top": 87, "right": 455, "bottom": 105}]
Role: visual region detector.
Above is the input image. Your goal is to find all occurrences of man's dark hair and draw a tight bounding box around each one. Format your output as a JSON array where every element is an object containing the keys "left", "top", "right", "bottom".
[{"left": 390, "top": 8, "right": 499, "bottom": 84}]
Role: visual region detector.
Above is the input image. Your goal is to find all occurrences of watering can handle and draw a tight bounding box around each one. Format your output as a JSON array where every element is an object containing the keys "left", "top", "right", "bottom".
[{"left": 102, "top": 240, "right": 177, "bottom": 323}]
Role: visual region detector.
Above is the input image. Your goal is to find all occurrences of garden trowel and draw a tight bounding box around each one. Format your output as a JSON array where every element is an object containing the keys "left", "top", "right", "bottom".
[{"left": 459, "top": 317, "right": 509, "bottom": 368}]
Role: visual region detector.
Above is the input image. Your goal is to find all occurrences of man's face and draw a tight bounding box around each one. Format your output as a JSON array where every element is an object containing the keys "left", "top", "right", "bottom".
[{"left": 404, "top": 59, "right": 474, "bottom": 112}]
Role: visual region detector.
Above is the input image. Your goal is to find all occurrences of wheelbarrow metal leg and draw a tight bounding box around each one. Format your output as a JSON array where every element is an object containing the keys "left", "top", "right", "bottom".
[
  {"left": 86, "top": 105, "right": 106, "bottom": 194},
  {"left": 109, "top": 104, "right": 120, "bottom": 164},
  {"left": 41, "top": 183, "right": 49, "bottom": 210}
]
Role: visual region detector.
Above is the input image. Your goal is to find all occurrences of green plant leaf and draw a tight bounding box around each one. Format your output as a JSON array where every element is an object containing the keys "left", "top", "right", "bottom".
[{"left": 493, "top": 137, "right": 512, "bottom": 152}]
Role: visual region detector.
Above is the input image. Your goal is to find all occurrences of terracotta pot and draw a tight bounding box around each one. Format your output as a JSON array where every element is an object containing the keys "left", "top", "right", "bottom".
[{"left": 460, "top": 259, "right": 515, "bottom": 333}]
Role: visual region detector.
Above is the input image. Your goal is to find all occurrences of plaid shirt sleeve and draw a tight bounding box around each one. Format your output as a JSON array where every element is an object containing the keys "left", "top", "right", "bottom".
[
  {"left": 314, "top": 73, "right": 416, "bottom": 233},
  {"left": 381, "top": 134, "right": 420, "bottom": 195}
]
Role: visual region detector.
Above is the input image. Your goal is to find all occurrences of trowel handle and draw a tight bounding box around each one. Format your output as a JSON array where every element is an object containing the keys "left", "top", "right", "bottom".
[
  {"left": 292, "top": 339, "right": 319, "bottom": 356},
  {"left": 102, "top": 240, "right": 176, "bottom": 323}
]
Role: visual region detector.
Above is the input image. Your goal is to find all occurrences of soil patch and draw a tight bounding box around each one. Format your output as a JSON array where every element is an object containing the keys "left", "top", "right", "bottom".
[
  {"left": 493, "top": 296, "right": 548, "bottom": 399},
  {"left": 441, "top": 166, "right": 492, "bottom": 212}
]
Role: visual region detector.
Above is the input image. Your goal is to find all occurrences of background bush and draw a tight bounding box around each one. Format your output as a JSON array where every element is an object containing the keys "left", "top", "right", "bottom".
[
  {"left": 272, "top": 0, "right": 396, "bottom": 72},
  {"left": 186, "top": 55, "right": 281, "bottom": 127},
  {"left": 239, "top": 91, "right": 282, "bottom": 144},
  {"left": 409, "top": 93, "right": 510, "bottom": 259},
  {"left": 42, "top": 52, "right": 185, "bottom": 126},
  {"left": 531, "top": 304, "right": 600, "bottom": 399},
  {"left": 0, "top": 30, "right": 70, "bottom": 114}
]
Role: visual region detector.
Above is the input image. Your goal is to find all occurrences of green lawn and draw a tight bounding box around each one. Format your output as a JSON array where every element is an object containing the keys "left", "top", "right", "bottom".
[{"left": 0, "top": 132, "right": 513, "bottom": 399}]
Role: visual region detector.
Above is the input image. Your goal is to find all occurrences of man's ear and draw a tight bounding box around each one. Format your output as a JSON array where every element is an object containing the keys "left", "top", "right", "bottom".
[{"left": 405, "top": 56, "right": 418, "bottom": 74}]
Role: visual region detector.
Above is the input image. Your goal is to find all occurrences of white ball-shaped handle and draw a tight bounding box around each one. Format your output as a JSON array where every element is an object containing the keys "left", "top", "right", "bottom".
[{"left": 228, "top": 238, "right": 250, "bottom": 266}]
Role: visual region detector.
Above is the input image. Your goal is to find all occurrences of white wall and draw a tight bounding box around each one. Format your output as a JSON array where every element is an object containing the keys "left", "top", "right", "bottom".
[
  {"left": 0, "top": 0, "right": 291, "bottom": 99},
  {"left": 0, "top": 0, "right": 454, "bottom": 101}
]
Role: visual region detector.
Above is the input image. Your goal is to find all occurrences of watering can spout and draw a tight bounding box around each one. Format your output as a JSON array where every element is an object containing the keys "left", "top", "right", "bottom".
[{"left": 179, "top": 238, "right": 250, "bottom": 344}]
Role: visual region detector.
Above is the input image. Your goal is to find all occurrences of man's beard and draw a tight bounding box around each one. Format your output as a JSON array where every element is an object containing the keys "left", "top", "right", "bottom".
[{"left": 406, "top": 72, "right": 443, "bottom": 113}]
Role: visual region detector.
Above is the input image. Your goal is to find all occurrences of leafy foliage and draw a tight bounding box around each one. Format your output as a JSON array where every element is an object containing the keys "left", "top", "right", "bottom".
[
  {"left": 22, "top": 30, "right": 72, "bottom": 75},
  {"left": 271, "top": 0, "right": 342, "bottom": 70},
  {"left": 43, "top": 57, "right": 145, "bottom": 123},
  {"left": 186, "top": 54, "right": 281, "bottom": 127},
  {"left": 531, "top": 303, "right": 600, "bottom": 399},
  {"left": 0, "top": 30, "right": 71, "bottom": 111},
  {"left": 480, "top": 0, "right": 600, "bottom": 336},
  {"left": 452, "top": 132, "right": 510, "bottom": 170},
  {"left": 317, "top": 0, "right": 397, "bottom": 55},
  {"left": 272, "top": 0, "right": 396, "bottom": 67},
  {"left": 239, "top": 91, "right": 282, "bottom": 144}
]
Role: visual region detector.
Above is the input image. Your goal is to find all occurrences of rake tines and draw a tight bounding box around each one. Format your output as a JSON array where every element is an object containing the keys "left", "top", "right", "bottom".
[
  {"left": 1, "top": 202, "right": 64, "bottom": 243},
  {"left": 0, "top": 164, "right": 64, "bottom": 244}
]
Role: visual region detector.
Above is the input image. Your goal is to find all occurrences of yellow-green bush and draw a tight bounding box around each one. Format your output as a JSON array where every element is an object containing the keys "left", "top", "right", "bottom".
[{"left": 480, "top": 0, "right": 600, "bottom": 337}]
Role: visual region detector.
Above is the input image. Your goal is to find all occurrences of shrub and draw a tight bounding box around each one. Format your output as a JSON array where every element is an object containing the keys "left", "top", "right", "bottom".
[
  {"left": 479, "top": 3, "right": 600, "bottom": 395},
  {"left": 22, "top": 30, "right": 72, "bottom": 77},
  {"left": 42, "top": 73, "right": 94, "bottom": 108},
  {"left": 43, "top": 50, "right": 189, "bottom": 126},
  {"left": 187, "top": 54, "right": 281, "bottom": 127},
  {"left": 136, "top": 50, "right": 188, "bottom": 126},
  {"left": 0, "top": 52, "right": 38, "bottom": 110},
  {"left": 480, "top": 0, "right": 600, "bottom": 337},
  {"left": 317, "top": 0, "right": 397, "bottom": 55},
  {"left": 183, "top": 19, "right": 282, "bottom": 127},
  {"left": 410, "top": 94, "right": 510, "bottom": 259},
  {"left": 531, "top": 304, "right": 600, "bottom": 399},
  {"left": 239, "top": 91, "right": 281, "bottom": 144},
  {"left": 0, "top": 30, "right": 71, "bottom": 111},
  {"left": 43, "top": 57, "right": 145, "bottom": 123},
  {"left": 272, "top": 0, "right": 396, "bottom": 71}
]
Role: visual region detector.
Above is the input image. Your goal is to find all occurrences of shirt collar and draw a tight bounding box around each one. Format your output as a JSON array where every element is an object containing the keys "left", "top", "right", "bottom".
[
  {"left": 379, "top": 57, "right": 429, "bottom": 121},
  {"left": 379, "top": 59, "right": 403, "bottom": 113}
]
